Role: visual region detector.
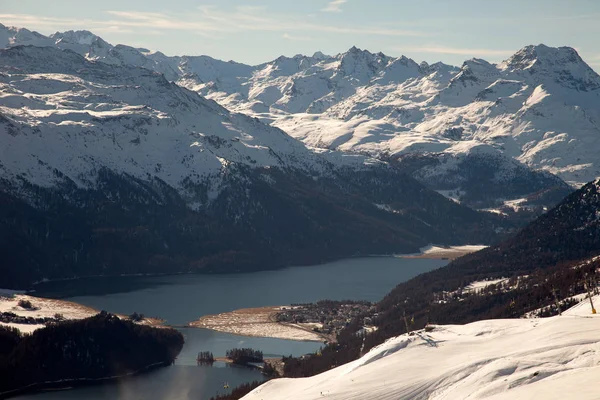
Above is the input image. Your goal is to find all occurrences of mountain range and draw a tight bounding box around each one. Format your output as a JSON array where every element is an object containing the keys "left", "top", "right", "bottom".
[
  {"left": 1, "top": 24, "right": 588, "bottom": 210},
  {"left": 2, "top": 22, "right": 600, "bottom": 287},
  {"left": 0, "top": 29, "right": 509, "bottom": 288}
]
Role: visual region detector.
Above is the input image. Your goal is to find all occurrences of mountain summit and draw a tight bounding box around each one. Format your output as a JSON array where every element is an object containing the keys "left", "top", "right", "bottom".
[{"left": 501, "top": 44, "right": 600, "bottom": 91}]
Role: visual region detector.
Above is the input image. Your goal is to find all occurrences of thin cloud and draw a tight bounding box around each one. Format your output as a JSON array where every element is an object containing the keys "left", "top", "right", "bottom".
[
  {"left": 0, "top": 6, "right": 430, "bottom": 41},
  {"left": 322, "top": 0, "right": 347, "bottom": 13},
  {"left": 0, "top": 13, "right": 82, "bottom": 28}
]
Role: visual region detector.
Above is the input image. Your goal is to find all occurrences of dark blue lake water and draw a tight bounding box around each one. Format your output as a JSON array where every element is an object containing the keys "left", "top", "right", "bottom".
[{"left": 18, "top": 257, "right": 446, "bottom": 400}]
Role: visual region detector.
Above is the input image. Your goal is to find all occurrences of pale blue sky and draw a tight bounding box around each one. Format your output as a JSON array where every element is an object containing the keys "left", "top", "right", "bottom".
[{"left": 3, "top": 0, "right": 600, "bottom": 68}]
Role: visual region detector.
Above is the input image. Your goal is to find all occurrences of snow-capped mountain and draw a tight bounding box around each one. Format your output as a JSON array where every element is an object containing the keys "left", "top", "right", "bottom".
[
  {"left": 0, "top": 24, "right": 52, "bottom": 48},
  {"left": 0, "top": 44, "right": 506, "bottom": 288},
  {"left": 0, "top": 24, "right": 584, "bottom": 208},
  {"left": 168, "top": 42, "right": 598, "bottom": 193},
  {"left": 264, "top": 44, "right": 600, "bottom": 187},
  {"left": 0, "top": 45, "right": 325, "bottom": 196}
]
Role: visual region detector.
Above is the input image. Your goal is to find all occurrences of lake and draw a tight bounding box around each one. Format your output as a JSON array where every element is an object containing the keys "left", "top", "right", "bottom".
[{"left": 18, "top": 256, "right": 447, "bottom": 400}]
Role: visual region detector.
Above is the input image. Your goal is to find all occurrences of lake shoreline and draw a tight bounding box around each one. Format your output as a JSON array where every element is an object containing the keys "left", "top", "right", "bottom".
[
  {"left": 395, "top": 244, "right": 488, "bottom": 260},
  {"left": 186, "top": 246, "right": 486, "bottom": 342},
  {"left": 20, "top": 243, "right": 483, "bottom": 294},
  {"left": 1, "top": 361, "right": 171, "bottom": 399},
  {"left": 12, "top": 256, "right": 448, "bottom": 400},
  {"left": 0, "top": 294, "right": 164, "bottom": 334},
  {"left": 6, "top": 248, "right": 481, "bottom": 340},
  {"left": 189, "top": 306, "right": 333, "bottom": 343}
]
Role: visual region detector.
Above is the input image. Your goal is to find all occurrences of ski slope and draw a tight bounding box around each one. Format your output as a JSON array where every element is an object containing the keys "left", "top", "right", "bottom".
[{"left": 243, "top": 296, "right": 600, "bottom": 400}]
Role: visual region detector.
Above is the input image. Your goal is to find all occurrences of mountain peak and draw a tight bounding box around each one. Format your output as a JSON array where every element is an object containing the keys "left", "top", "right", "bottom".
[
  {"left": 502, "top": 44, "right": 600, "bottom": 91},
  {"left": 373, "top": 54, "right": 421, "bottom": 84},
  {"left": 50, "top": 30, "right": 105, "bottom": 46},
  {"left": 340, "top": 46, "right": 382, "bottom": 59},
  {"left": 312, "top": 51, "right": 330, "bottom": 60},
  {"left": 503, "top": 44, "right": 583, "bottom": 71},
  {"left": 0, "top": 24, "right": 50, "bottom": 48},
  {"left": 338, "top": 47, "right": 391, "bottom": 81},
  {"left": 463, "top": 58, "right": 495, "bottom": 68},
  {"left": 450, "top": 58, "right": 497, "bottom": 83},
  {"left": 421, "top": 61, "right": 458, "bottom": 75}
]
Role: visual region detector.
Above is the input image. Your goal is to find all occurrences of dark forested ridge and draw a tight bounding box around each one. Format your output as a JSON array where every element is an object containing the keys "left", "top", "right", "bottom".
[
  {"left": 0, "top": 164, "right": 510, "bottom": 289},
  {"left": 0, "top": 312, "right": 184, "bottom": 398},
  {"left": 439, "top": 179, "right": 600, "bottom": 278},
  {"left": 394, "top": 151, "right": 573, "bottom": 209},
  {"left": 278, "top": 179, "right": 600, "bottom": 378}
]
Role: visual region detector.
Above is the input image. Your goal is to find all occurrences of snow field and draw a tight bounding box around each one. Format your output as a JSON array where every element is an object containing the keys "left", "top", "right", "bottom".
[{"left": 243, "top": 298, "right": 600, "bottom": 400}]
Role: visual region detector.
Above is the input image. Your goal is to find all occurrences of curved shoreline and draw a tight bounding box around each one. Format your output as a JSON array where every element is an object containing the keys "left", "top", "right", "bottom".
[
  {"left": 186, "top": 248, "right": 487, "bottom": 342},
  {"left": 396, "top": 244, "right": 487, "bottom": 260},
  {"left": 189, "top": 306, "right": 333, "bottom": 343},
  {"left": 0, "top": 294, "right": 164, "bottom": 334},
  {"left": 10, "top": 243, "right": 482, "bottom": 293},
  {"left": 4, "top": 248, "right": 484, "bottom": 339},
  {"left": 0, "top": 361, "right": 170, "bottom": 399}
]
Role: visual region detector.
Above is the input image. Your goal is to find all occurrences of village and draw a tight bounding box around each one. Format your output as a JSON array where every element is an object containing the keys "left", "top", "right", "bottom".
[{"left": 275, "top": 300, "right": 375, "bottom": 337}]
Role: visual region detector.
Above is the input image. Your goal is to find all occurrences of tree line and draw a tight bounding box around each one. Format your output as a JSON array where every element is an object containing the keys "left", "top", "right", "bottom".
[
  {"left": 0, "top": 312, "right": 184, "bottom": 397},
  {"left": 226, "top": 348, "right": 263, "bottom": 365},
  {"left": 280, "top": 180, "right": 600, "bottom": 377}
]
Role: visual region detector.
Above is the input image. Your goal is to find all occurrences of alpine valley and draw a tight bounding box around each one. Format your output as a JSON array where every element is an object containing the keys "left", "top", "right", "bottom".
[
  {"left": 3, "top": 23, "right": 600, "bottom": 289},
  {"left": 3, "top": 18, "right": 600, "bottom": 400}
]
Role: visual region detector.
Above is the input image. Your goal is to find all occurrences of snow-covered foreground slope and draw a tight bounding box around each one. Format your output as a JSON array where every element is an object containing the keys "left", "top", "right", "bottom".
[{"left": 244, "top": 300, "right": 600, "bottom": 400}]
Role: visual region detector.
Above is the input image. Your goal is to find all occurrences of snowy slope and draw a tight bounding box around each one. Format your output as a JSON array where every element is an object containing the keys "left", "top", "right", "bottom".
[
  {"left": 0, "top": 24, "right": 583, "bottom": 204},
  {"left": 0, "top": 45, "right": 340, "bottom": 200},
  {"left": 0, "top": 23, "right": 53, "bottom": 48},
  {"left": 177, "top": 44, "right": 588, "bottom": 203},
  {"left": 244, "top": 302, "right": 600, "bottom": 400},
  {"left": 1, "top": 25, "right": 597, "bottom": 187},
  {"left": 270, "top": 45, "right": 600, "bottom": 187}
]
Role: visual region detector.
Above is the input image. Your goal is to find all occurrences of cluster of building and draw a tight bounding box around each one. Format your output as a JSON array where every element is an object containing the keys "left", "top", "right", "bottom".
[{"left": 276, "top": 301, "right": 373, "bottom": 336}]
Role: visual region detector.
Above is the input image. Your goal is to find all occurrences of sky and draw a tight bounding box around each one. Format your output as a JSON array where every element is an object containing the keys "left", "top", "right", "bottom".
[{"left": 2, "top": 0, "right": 600, "bottom": 68}]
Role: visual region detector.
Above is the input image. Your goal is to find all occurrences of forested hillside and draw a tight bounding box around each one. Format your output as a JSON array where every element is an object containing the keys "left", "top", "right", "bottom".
[
  {"left": 281, "top": 179, "right": 600, "bottom": 378},
  {"left": 0, "top": 45, "right": 510, "bottom": 289},
  {"left": 0, "top": 312, "right": 184, "bottom": 397}
]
